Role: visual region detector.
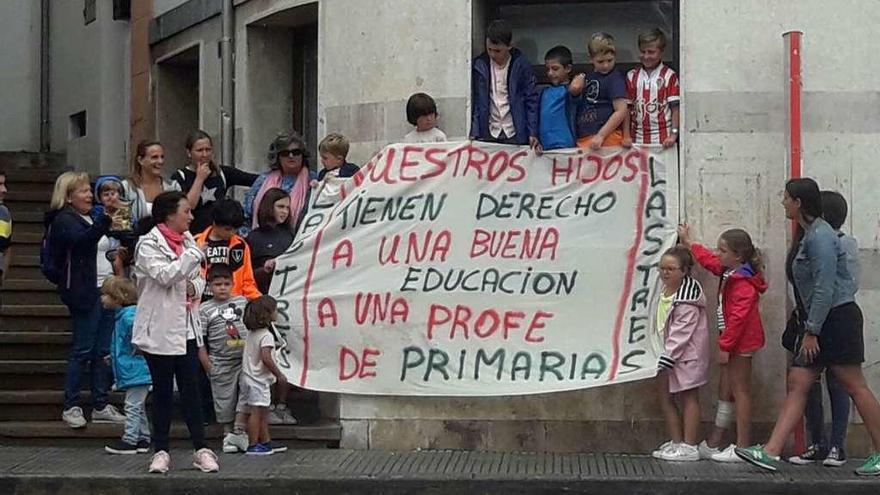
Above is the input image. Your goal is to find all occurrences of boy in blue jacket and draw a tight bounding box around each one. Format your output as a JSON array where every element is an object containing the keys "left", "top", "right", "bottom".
[
  {"left": 471, "top": 19, "right": 539, "bottom": 147},
  {"left": 101, "top": 276, "right": 152, "bottom": 454}
]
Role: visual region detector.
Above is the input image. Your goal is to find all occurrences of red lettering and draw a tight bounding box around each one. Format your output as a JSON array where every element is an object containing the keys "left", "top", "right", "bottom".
[
  {"left": 399, "top": 146, "right": 423, "bottom": 182},
  {"left": 378, "top": 235, "right": 401, "bottom": 265},
  {"left": 331, "top": 239, "right": 353, "bottom": 269},
  {"left": 473, "top": 309, "right": 500, "bottom": 338},
  {"left": 369, "top": 148, "right": 397, "bottom": 185},
  {"left": 317, "top": 298, "right": 338, "bottom": 328},
  {"left": 602, "top": 154, "right": 623, "bottom": 181},
  {"left": 551, "top": 156, "right": 575, "bottom": 186},
  {"left": 507, "top": 150, "right": 528, "bottom": 183},
  {"left": 502, "top": 311, "right": 525, "bottom": 340},
  {"left": 486, "top": 150, "right": 509, "bottom": 182},
  {"left": 450, "top": 305, "right": 472, "bottom": 339},
  {"left": 339, "top": 347, "right": 360, "bottom": 381},
  {"left": 389, "top": 298, "right": 410, "bottom": 324},
  {"left": 580, "top": 155, "right": 602, "bottom": 184},
  {"left": 469, "top": 227, "right": 558, "bottom": 260},
  {"left": 358, "top": 348, "right": 380, "bottom": 378},
  {"left": 421, "top": 148, "right": 448, "bottom": 180},
  {"left": 426, "top": 304, "right": 452, "bottom": 340},
  {"left": 469, "top": 229, "right": 490, "bottom": 258},
  {"left": 525, "top": 311, "right": 553, "bottom": 343},
  {"left": 622, "top": 150, "right": 642, "bottom": 182},
  {"left": 463, "top": 146, "right": 489, "bottom": 179}
]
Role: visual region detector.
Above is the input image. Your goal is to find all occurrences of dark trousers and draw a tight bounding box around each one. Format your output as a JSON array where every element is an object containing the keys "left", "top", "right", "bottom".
[
  {"left": 144, "top": 340, "right": 206, "bottom": 452},
  {"left": 63, "top": 299, "right": 112, "bottom": 410},
  {"left": 805, "top": 370, "right": 851, "bottom": 449}
]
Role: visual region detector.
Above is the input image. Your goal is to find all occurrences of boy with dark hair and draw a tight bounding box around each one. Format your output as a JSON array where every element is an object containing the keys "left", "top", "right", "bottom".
[
  {"left": 0, "top": 170, "right": 11, "bottom": 308},
  {"left": 789, "top": 191, "right": 857, "bottom": 467},
  {"left": 471, "top": 19, "right": 539, "bottom": 147},
  {"left": 537, "top": 45, "right": 584, "bottom": 151},
  {"left": 194, "top": 199, "right": 261, "bottom": 301},
  {"left": 626, "top": 28, "right": 680, "bottom": 148},
  {"left": 403, "top": 93, "right": 448, "bottom": 143},
  {"left": 198, "top": 263, "right": 251, "bottom": 454}
]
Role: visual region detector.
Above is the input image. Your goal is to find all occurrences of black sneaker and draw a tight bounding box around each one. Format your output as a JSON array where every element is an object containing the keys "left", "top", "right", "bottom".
[
  {"left": 788, "top": 444, "right": 827, "bottom": 465},
  {"left": 136, "top": 440, "right": 151, "bottom": 454},
  {"left": 823, "top": 446, "right": 847, "bottom": 467},
  {"left": 105, "top": 440, "right": 139, "bottom": 455},
  {"left": 266, "top": 440, "right": 287, "bottom": 453}
]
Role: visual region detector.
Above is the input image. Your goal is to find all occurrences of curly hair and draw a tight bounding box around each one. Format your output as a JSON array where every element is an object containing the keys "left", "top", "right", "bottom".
[{"left": 266, "top": 132, "right": 310, "bottom": 170}]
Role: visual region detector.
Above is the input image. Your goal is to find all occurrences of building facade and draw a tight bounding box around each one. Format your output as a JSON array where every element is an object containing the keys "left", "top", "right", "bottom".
[{"left": 2, "top": 0, "right": 878, "bottom": 453}]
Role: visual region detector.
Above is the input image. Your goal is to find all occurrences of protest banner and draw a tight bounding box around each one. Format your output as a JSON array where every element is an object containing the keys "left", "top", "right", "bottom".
[{"left": 269, "top": 142, "right": 678, "bottom": 396}]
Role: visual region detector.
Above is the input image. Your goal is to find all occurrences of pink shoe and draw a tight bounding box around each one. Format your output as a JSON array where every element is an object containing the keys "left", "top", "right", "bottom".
[
  {"left": 193, "top": 448, "right": 219, "bottom": 473},
  {"left": 149, "top": 451, "right": 170, "bottom": 474}
]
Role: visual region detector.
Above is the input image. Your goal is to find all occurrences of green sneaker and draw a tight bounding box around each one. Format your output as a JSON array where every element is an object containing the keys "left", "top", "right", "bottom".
[
  {"left": 855, "top": 452, "right": 880, "bottom": 476},
  {"left": 735, "top": 445, "right": 780, "bottom": 472}
]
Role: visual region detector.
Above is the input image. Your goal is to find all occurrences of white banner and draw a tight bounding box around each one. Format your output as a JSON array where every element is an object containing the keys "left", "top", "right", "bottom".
[{"left": 269, "top": 142, "right": 678, "bottom": 396}]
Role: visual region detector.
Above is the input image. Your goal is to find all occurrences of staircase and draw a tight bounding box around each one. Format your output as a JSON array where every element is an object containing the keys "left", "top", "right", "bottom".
[{"left": 0, "top": 160, "right": 339, "bottom": 447}]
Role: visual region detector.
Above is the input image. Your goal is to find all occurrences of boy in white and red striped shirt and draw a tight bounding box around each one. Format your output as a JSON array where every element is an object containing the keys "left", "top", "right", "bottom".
[{"left": 625, "top": 28, "right": 680, "bottom": 148}]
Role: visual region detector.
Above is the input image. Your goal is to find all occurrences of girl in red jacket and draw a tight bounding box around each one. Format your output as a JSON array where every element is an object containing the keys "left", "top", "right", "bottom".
[{"left": 678, "top": 225, "right": 767, "bottom": 463}]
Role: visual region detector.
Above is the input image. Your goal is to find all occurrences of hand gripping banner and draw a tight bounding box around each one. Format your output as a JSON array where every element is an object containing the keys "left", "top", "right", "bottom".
[{"left": 269, "top": 142, "right": 678, "bottom": 396}]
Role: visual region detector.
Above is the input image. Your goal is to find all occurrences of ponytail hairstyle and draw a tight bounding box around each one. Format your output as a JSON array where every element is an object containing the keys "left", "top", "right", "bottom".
[
  {"left": 185, "top": 130, "right": 218, "bottom": 173},
  {"left": 720, "top": 228, "right": 763, "bottom": 273},
  {"left": 130, "top": 140, "right": 163, "bottom": 187},
  {"left": 662, "top": 244, "right": 695, "bottom": 276}
]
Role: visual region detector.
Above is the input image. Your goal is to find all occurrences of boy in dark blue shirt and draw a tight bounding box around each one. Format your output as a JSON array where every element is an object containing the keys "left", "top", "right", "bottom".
[{"left": 576, "top": 33, "right": 629, "bottom": 150}]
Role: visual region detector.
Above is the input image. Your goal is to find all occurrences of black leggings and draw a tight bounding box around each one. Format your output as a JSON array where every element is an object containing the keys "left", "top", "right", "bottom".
[{"left": 143, "top": 340, "right": 206, "bottom": 452}]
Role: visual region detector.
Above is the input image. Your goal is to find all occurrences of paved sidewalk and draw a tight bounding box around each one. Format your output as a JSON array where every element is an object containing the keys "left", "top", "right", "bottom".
[{"left": 0, "top": 446, "right": 877, "bottom": 494}]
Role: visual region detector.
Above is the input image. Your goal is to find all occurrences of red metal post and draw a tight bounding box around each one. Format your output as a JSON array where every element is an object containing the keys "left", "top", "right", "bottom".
[{"left": 783, "top": 29, "right": 805, "bottom": 455}]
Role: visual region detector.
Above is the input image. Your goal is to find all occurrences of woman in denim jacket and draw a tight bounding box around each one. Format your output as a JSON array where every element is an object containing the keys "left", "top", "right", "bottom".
[{"left": 736, "top": 178, "right": 880, "bottom": 476}]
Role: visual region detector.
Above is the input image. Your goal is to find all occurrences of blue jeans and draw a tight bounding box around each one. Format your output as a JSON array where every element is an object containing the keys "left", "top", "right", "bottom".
[
  {"left": 805, "top": 370, "right": 851, "bottom": 449},
  {"left": 63, "top": 300, "right": 113, "bottom": 410},
  {"left": 122, "top": 385, "right": 151, "bottom": 445}
]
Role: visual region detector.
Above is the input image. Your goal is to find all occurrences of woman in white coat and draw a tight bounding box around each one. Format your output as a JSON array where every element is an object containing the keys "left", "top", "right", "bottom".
[{"left": 132, "top": 191, "right": 219, "bottom": 474}]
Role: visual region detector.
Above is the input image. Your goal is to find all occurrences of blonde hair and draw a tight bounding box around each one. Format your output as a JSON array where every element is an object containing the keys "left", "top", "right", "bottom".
[
  {"left": 101, "top": 276, "right": 139, "bottom": 306},
  {"left": 318, "top": 133, "right": 349, "bottom": 159},
  {"left": 587, "top": 32, "right": 616, "bottom": 58},
  {"left": 638, "top": 28, "right": 667, "bottom": 50},
  {"left": 50, "top": 171, "right": 90, "bottom": 211}
]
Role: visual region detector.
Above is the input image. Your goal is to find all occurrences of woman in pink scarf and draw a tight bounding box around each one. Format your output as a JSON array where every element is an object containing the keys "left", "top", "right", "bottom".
[{"left": 243, "top": 132, "right": 317, "bottom": 235}]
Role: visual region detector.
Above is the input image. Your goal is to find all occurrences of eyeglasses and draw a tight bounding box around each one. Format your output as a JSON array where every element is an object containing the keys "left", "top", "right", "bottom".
[{"left": 278, "top": 149, "right": 304, "bottom": 158}]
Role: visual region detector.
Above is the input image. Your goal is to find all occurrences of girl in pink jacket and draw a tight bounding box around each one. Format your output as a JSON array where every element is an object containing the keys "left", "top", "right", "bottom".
[{"left": 653, "top": 245, "right": 710, "bottom": 462}]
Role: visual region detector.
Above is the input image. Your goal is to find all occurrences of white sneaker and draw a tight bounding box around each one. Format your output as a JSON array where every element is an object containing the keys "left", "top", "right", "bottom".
[
  {"left": 658, "top": 443, "right": 700, "bottom": 462},
  {"left": 92, "top": 404, "right": 126, "bottom": 423},
  {"left": 652, "top": 440, "right": 678, "bottom": 459},
  {"left": 711, "top": 444, "right": 745, "bottom": 463},
  {"left": 222, "top": 432, "right": 249, "bottom": 453},
  {"left": 62, "top": 407, "right": 87, "bottom": 429},
  {"left": 149, "top": 451, "right": 170, "bottom": 474},
  {"left": 699, "top": 440, "right": 722, "bottom": 460},
  {"left": 268, "top": 404, "right": 298, "bottom": 425}
]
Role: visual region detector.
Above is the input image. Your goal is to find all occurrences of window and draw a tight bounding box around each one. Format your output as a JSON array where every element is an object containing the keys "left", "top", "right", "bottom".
[
  {"left": 84, "top": 0, "right": 97, "bottom": 25},
  {"left": 69, "top": 111, "right": 87, "bottom": 139}
]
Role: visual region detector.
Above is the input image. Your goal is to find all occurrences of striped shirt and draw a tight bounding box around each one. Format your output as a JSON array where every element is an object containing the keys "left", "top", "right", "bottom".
[{"left": 626, "top": 63, "right": 680, "bottom": 145}]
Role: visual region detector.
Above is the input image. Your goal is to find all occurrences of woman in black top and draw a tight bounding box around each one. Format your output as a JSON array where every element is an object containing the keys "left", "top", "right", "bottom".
[
  {"left": 246, "top": 187, "right": 295, "bottom": 294},
  {"left": 173, "top": 130, "right": 258, "bottom": 234}
]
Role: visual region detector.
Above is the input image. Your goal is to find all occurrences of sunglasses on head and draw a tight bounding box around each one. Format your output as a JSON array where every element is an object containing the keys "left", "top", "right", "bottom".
[{"left": 278, "top": 149, "right": 304, "bottom": 158}]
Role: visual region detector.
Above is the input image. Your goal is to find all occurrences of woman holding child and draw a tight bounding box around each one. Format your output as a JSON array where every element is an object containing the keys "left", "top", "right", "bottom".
[
  {"left": 48, "top": 172, "right": 127, "bottom": 429},
  {"left": 132, "top": 191, "right": 219, "bottom": 474}
]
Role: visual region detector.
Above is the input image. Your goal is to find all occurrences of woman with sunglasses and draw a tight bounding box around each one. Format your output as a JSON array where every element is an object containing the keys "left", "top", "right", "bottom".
[
  {"left": 173, "top": 130, "right": 259, "bottom": 234},
  {"left": 242, "top": 132, "right": 317, "bottom": 236}
]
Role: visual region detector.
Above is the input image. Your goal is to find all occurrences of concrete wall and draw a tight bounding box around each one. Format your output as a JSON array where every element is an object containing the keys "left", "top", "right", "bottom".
[
  {"left": 154, "top": 0, "right": 191, "bottom": 17},
  {"left": 0, "top": 0, "right": 41, "bottom": 151},
  {"left": 49, "top": 0, "right": 130, "bottom": 175},
  {"left": 682, "top": 0, "right": 880, "bottom": 428}
]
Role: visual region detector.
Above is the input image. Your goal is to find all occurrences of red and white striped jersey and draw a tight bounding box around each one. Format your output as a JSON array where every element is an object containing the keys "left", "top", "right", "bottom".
[{"left": 626, "top": 64, "right": 680, "bottom": 145}]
